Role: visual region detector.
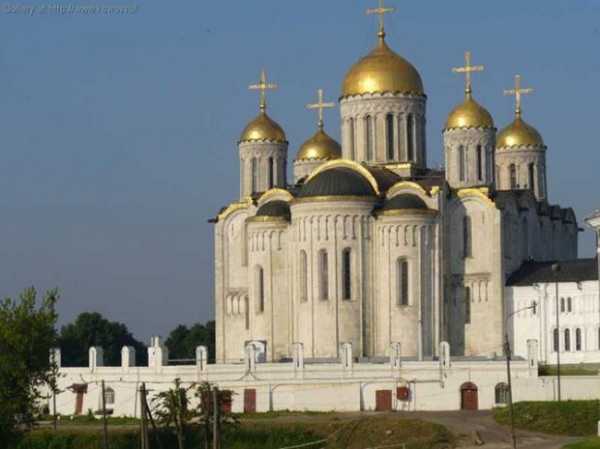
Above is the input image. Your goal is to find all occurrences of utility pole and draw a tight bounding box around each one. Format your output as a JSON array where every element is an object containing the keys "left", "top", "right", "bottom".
[
  {"left": 101, "top": 380, "right": 109, "bottom": 449},
  {"left": 212, "top": 387, "right": 220, "bottom": 449},
  {"left": 505, "top": 301, "right": 537, "bottom": 449},
  {"left": 552, "top": 263, "right": 562, "bottom": 402},
  {"left": 140, "top": 383, "right": 149, "bottom": 449}
]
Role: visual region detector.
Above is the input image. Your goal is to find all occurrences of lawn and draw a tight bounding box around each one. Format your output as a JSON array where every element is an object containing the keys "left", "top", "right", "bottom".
[
  {"left": 564, "top": 438, "right": 600, "bottom": 449},
  {"left": 539, "top": 364, "right": 600, "bottom": 376},
  {"left": 13, "top": 414, "right": 454, "bottom": 449},
  {"left": 494, "top": 401, "right": 600, "bottom": 436}
]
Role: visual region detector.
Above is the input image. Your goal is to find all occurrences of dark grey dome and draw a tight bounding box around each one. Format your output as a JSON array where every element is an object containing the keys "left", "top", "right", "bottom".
[
  {"left": 256, "top": 201, "right": 291, "bottom": 221},
  {"left": 384, "top": 194, "right": 428, "bottom": 211},
  {"left": 298, "top": 167, "right": 376, "bottom": 198}
]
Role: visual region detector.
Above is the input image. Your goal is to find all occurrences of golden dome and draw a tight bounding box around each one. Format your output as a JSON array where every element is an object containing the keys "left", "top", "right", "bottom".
[
  {"left": 342, "top": 36, "right": 424, "bottom": 98},
  {"left": 497, "top": 116, "right": 544, "bottom": 148},
  {"left": 296, "top": 128, "right": 341, "bottom": 162},
  {"left": 445, "top": 95, "right": 494, "bottom": 130},
  {"left": 240, "top": 111, "right": 286, "bottom": 143}
]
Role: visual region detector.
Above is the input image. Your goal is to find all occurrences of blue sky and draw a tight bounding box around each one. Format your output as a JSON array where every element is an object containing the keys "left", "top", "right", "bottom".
[{"left": 1, "top": 0, "right": 598, "bottom": 342}]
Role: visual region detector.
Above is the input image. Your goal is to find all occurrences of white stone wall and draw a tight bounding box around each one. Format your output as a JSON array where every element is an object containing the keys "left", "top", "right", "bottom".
[
  {"left": 239, "top": 141, "right": 287, "bottom": 198},
  {"left": 496, "top": 145, "right": 547, "bottom": 201},
  {"left": 340, "top": 93, "right": 427, "bottom": 167},
  {"left": 47, "top": 345, "right": 600, "bottom": 417},
  {"left": 446, "top": 194, "right": 504, "bottom": 357},
  {"left": 444, "top": 128, "right": 496, "bottom": 189},
  {"left": 290, "top": 199, "right": 376, "bottom": 359},
  {"left": 508, "top": 281, "right": 600, "bottom": 364}
]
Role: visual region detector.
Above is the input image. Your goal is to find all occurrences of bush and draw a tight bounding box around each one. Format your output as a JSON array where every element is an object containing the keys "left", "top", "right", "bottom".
[{"left": 494, "top": 401, "right": 600, "bottom": 436}]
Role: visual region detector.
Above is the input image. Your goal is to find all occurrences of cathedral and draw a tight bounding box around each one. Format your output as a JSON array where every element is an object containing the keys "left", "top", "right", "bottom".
[{"left": 212, "top": 5, "right": 578, "bottom": 364}]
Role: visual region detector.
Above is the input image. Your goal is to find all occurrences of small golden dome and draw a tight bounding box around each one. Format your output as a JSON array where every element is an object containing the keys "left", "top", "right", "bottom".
[
  {"left": 240, "top": 111, "right": 286, "bottom": 143},
  {"left": 445, "top": 95, "right": 494, "bottom": 130},
  {"left": 296, "top": 129, "right": 341, "bottom": 162},
  {"left": 497, "top": 117, "right": 544, "bottom": 148},
  {"left": 342, "top": 37, "right": 424, "bottom": 98}
]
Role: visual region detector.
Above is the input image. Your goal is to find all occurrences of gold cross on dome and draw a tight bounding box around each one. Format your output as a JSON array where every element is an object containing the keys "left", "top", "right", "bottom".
[
  {"left": 306, "top": 89, "right": 335, "bottom": 129},
  {"left": 504, "top": 74, "right": 533, "bottom": 118},
  {"left": 452, "top": 51, "right": 484, "bottom": 97},
  {"left": 249, "top": 69, "right": 278, "bottom": 112},
  {"left": 367, "top": 0, "right": 396, "bottom": 37}
]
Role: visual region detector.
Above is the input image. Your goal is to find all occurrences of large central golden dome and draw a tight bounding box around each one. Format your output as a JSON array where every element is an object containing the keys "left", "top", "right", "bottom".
[{"left": 342, "top": 36, "right": 424, "bottom": 98}]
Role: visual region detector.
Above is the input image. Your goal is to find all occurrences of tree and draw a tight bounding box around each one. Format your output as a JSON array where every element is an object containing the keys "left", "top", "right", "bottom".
[
  {"left": 58, "top": 312, "right": 147, "bottom": 367},
  {"left": 0, "top": 287, "right": 59, "bottom": 446},
  {"left": 165, "top": 321, "right": 215, "bottom": 363},
  {"left": 152, "top": 379, "right": 195, "bottom": 449}
]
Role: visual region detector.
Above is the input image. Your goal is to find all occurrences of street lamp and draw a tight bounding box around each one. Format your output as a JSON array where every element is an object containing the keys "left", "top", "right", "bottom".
[
  {"left": 505, "top": 300, "right": 537, "bottom": 449},
  {"left": 552, "top": 262, "right": 562, "bottom": 402}
]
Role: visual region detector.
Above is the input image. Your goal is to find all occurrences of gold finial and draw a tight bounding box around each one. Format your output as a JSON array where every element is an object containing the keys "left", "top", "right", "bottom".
[
  {"left": 367, "top": 0, "right": 396, "bottom": 40},
  {"left": 451, "top": 51, "right": 484, "bottom": 99},
  {"left": 306, "top": 89, "right": 335, "bottom": 130},
  {"left": 249, "top": 69, "right": 278, "bottom": 113},
  {"left": 504, "top": 74, "right": 533, "bottom": 119}
]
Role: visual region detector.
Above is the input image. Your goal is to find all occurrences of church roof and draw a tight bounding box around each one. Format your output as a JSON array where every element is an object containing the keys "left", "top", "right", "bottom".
[
  {"left": 256, "top": 201, "right": 291, "bottom": 221},
  {"left": 298, "top": 167, "right": 377, "bottom": 198},
  {"left": 507, "top": 258, "right": 598, "bottom": 286},
  {"left": 383, "top": 194, "right": 429, "bottom": 211}
]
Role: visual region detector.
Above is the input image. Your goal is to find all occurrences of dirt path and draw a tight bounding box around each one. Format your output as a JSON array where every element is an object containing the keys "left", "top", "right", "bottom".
[{"left": 398, "top": 410, "right": 579, "bottom": 449}]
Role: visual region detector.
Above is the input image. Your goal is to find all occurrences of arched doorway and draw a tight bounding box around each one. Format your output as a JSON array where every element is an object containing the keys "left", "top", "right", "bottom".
[{"left": 460, "top": 382, "right": 478, "bottom": 411}]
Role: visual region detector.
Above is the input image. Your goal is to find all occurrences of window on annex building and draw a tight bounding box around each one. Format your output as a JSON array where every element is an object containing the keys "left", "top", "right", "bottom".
[
  {"left": 495, "top": 383, "right": 509, "bottom": 405},
  {"left": 553, "top": 328, "right": 559, "bottom": 352},
  {"left": 567, "top": 297, "right": 572, "bottom": 313},
  {"left": 465, "top": 287, "right": 471, "bottom": 324},
  {"left": 104, "top": 387, "right": 115, "bottom": 406},
  {"left": 576, "top": 328, "right": 582, "bottom": 352},
  {"left": 564, "top": 329, "right": 571, "bottom": 352}
]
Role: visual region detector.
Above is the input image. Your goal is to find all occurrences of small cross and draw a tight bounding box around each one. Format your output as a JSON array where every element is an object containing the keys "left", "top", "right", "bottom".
[
  {"left": 306, "top": 89, "right": 335, "bottom": 130},
  {"left": 249, "top": 69, "right": 278, "bottom": 112},
  {"left": 452, "top": 51, "right": 484, "bottom": 97},
  {"left": 367, "top": 0, "right": 396, "bottom": 37},
  {"left": 504, "top": 74, "right": 533, "bottom": 118}
]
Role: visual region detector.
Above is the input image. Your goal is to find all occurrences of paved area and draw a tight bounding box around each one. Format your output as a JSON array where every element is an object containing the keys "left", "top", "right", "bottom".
[{"left": 397, "top": 410, "right": 579, "bottom": 448}]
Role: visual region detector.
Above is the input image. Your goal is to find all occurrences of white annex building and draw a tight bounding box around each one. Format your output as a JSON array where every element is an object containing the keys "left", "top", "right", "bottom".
[{"left": 49, "top": 5, "right": 600, "bottom": 417}]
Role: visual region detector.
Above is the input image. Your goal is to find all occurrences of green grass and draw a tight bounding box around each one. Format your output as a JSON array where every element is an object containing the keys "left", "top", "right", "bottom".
[
  {"left": 563, "top": 438, "right": 600, "bottom": 449},
  {"left": 539, "top": 364, "right": 600, "bottom": 376},
  {"left": 494, "top": 401, "right": 600, "bottom": 436},
  {"left": 12, "top": 415, "right": 454, "bottom": 449}
]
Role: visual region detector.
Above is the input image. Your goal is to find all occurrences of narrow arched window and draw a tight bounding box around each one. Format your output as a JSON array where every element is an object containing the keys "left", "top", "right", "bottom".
[
  {"left": 406, "top": 114, "right": 414, "bottom": 161},
  {"left": 509, "top": 164, "right": 517, "bottom": 189},
  {"left": 268, "top": 157, "right": 274, "bottom": 189},
  {"left": 342, "top": 248, "right": 352, "bottom": 300},
  {"left": 553, "top": 328, "right": 559, "bottom": 352},
  {"left": 567, "top": 297, "right": 572, "bottom": 313},
  {"left": 251, "top": 158, "right": 258, "bottom": 193},
  {"left": 465, "top": 287, "right": 471, "bottom": 324},
  {"left": 256, "top": 266, "right": 265, "bottom": 313},
  {"left": 397, "top": 258, "right": 409, "bottom": 306},
  {"left": 319, "top": 250, "right": 329, "bottom": 300},
  {"left": 386, "top": 114, "right": 395, "bottom": 160},
  {"left": 575, "top": 328, "right": 582, "bottom": 351},
  {"left": 349, "top": 118, "right": 355, "bottom": 159},
  {"left": 476, "top": 145, "right": 483, "bottom": 181},
  {"left": 495, "top": 383, "right": 509, "bottom": 405},
  {"left": 561, "top": 297, "right": 565, "bottom": 313},
  {"left": 463, "top": 216, "right": 472, "bottom": 258},
  {"left": 365, "top": 115, "right": 374, "bottom": 160},
  {"left": 299, "top": 250, "right": 308, "bottom": 302},
  {"left": 528, "top": 163, "right": 535, "bottom": 191},
  {"left": 458, "top": 145, "right": 466, "bottom": 182},
  {"left": 564, "top": 329, "right": 571, "bottom": 352}
]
